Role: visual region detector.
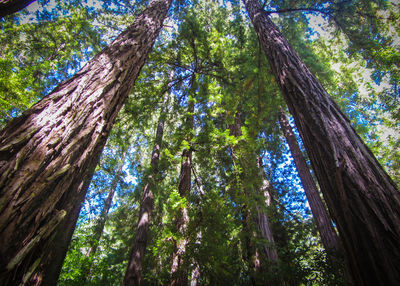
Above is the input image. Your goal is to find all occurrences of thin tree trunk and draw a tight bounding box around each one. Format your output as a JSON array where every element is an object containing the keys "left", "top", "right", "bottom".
[
  {"left": 241, "top": 207, "right": 257, "bottom": 286},
  {"left": 0, "top": 0, "right": 35, "bottom": 18},
  {"left": 80, "top": 150, "right": 128, "bottom": 283},
  {"left": 0, "top": 0, "right": 172, "bottom": 284},
  {"left": 170, "top": 75, "right": 196, "bottom": 286},
  {"left": 255, "top": 157, "right": 278, "bottom": 263},
  {"left": 190, "top": 231, "right": 202, "bottom": 286},
  {"left": 124, "top": 89, "right": 170, "bottom": 286},
  {"left": 244, "top": 1, "right": 400, "bottom": 284},
  {"left": 278, "top": 109, "right": 340, "bottom": 252}
]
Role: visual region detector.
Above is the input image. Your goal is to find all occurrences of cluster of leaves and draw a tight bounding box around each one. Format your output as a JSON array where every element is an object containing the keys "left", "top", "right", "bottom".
[{"left": 0, "top": 0, "right": 109, "bottom": 126}]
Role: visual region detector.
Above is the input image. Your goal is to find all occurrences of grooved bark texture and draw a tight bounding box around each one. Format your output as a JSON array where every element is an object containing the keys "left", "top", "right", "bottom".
[
  {"left": 244, "top": 0, "right": 400, "bottom": 285},
  {"left": 38, "top": 168, "right": 96, "bottom": 286},
  {"left": 0, "top": 0, "right": 172, "bottom": 284},
  {"left": 278, "top": 110, "right": 340, "bottom": 252},
  {"left": 124, "top": 91, "right": 169, "bottom": 286},
  {"left": 0, "top": 0, "right": 35, "bottom": 18}
]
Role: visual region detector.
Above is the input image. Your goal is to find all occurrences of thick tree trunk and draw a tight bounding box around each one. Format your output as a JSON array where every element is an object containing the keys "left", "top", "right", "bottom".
[
  {"left": 0, "top": 0, "right": 35, "bottom": 18},
  {"left": 0, "top": 0, "right": 172, "bottom": 284},
  {"left": 244, "top": 1, "right": 400, "bottom": 284},
  {"left": 170, "top": 76, "right": 196, "bottom": 286},
  {"left": 278, "top": 109, "right": 340, "bottom": 252},
  {"left": 35, "top": 166, "right": 96, "bottom": 286},
  {"left": 124, "top": 90, "right": 170, "bottom": 286}
]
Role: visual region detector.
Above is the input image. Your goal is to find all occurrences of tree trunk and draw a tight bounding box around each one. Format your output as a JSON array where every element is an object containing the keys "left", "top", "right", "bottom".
[
  {"left": 0, "top": 0, "right": 172, "bottom": 284},
  {"left": 35, "top": 166, "right": 96, "bottom": 286},
  {"left": 241, "top": 207, "right": 257, "bottom": 286},
  {"left": 124, "top": 90, "right": 170, "bottom": 286},
  {"left": 0, "top": 0, "right": 35, "bottom": 18},
  {"left": 244, "top": 1, "right": 400, "bottom": 284},
  {"left": 255, "top": 157, "right": 278, "bottom": 263},
  {"left": 170, "top": 76, "right": 196, "bottom": 286},
  {"left": 278, "top": 109, "right": 340, "bottom": 252}
]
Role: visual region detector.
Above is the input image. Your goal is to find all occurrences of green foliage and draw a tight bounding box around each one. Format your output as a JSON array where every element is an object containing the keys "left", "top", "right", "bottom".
[
  {"left": 2, "top": 0, "right": 398, "bottom": 284},
  {"left": 0, "top": 1, "right": 105, "bottom": 127}
]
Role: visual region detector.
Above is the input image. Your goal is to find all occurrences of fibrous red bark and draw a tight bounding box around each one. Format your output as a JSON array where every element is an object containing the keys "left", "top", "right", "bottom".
[
  {"left": 229, "top": 114, "right": 278, "bottom": 283},
  {"left": 244, "top": 0, "right": 400, "bottom": 284},
  {"left": 0, "top": 0, "right": 172, "bottom": 284},
  {"left": 278, "top": 109, "right": 340, "bottom": 252}
]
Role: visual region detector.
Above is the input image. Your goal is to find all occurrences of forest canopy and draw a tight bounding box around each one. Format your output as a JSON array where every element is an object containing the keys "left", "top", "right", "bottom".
[{"left": 0, "top": 0, "right": 399, "bottom": 285}]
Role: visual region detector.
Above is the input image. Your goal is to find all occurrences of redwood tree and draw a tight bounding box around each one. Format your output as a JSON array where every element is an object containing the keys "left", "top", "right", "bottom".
[
  {"left": 255, "top": 157, "right": 278, "bottom": 264},
  {"left": 170, "top": 75, "right": 196, "bottom": 286},
  {"left": 124, "top": 90, "right": 170, "bottom": 286},
  {"left": 278, "top": 109, "right": 340, "bottom": 253},
  {"left": 0, "top": 0, "right": 172, "bottom": 284},
  {"left": 244, "top": 0, "right": 400, "bottom": 284},
  {"left": 229, "top": 113, "right": 278, "bottom": 284}
]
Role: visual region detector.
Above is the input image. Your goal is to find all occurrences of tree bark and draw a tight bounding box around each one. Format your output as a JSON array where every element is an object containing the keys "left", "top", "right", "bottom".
[
  {"left": 0, "top": 0, "right": 172, "bottom": 284},
  {"left": 34, "top": 166, "right": 96, "bottom": 286},
  {"left": 170, "top": 75, "right": 196, "bottom": 286},
  {"left": 244, "top": 1, "right": 400, "bottom": 284},
  {"left": 255, "top": 157, "right": 278, "bottom": 263},
  {"left": 278, "top": 109, "right": 340, "bottom": 252},
  {"left": 124, "top": 89, "right": 170, "bottom": 286},
  {"left": 0, "top": 0, "right": 35, "bottom": 18}
]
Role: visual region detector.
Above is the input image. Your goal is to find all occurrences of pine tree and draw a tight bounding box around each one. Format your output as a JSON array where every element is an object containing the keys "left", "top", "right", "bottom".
[
  {"left": 244, "top": 0, "right": 400, "bottom": 284},
  {"left": 0, "top": 0, "right": 172, "bottom": 284}
]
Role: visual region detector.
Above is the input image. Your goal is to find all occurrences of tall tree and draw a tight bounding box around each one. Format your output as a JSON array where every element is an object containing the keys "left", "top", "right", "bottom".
[
  {"left": 124, "top": 88, "right": 170, "bottom": 286},
  {"left": 255, "top": 157, "right": 278, "bottom": 264},
  {"left": 0, "top": 0, "right": 35, "bottom": 18},
  {"left": 170, "top": 75, "right": 196, "bottom": 286},
  {"left": 228, "top": 113, "right": 279, "bottom": 285},
  {"left": 278, "top": 109, "right": 340, "bottom": 253},
  {"left": 0, "top": 0, "right": 172, "bottom": 284},
  {"left": 244, "top": 0, "right": 400, "bottom": 284}
]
